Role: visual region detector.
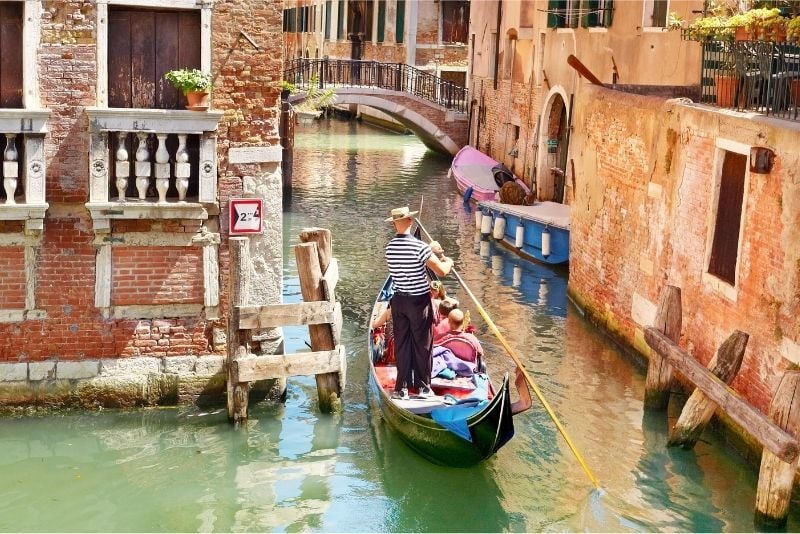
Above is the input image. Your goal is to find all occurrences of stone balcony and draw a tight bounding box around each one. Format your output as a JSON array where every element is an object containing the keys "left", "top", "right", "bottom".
[
  {"left": 85, "top": 108, "right": 224, "bottom": 233},
  {"left": 0, "top": 109, "right": 51, "bottom": 235}
]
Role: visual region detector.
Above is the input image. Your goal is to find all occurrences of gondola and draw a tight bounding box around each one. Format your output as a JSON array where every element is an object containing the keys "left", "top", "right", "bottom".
[{"left": 368, "top": 276, "right": 532, "bottom": 467}]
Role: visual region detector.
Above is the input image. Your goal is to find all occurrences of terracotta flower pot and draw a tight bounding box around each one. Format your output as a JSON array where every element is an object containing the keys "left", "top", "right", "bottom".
[
  {"left": 185, "top": 90, "right": 210, "bottom": 111},
  {"left": 790, "top": 79, "right": 800, "bottom": 106},
  {"left": 714, "top": 74, "right": 741, "bottom": 108}
]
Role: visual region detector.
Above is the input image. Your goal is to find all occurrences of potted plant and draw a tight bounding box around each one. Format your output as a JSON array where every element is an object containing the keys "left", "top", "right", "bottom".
[
  {"left": 747, "top": 8, "right": 787, "bottom": 41},
  {"left": 686, "top": 15, "right": 734, "bottom": 41},
  {"left": 164, "top": 68, "right": 212, "bottom": 110},
  {"left": 282, "top": 74, "right": 337, "bottom": 124}
]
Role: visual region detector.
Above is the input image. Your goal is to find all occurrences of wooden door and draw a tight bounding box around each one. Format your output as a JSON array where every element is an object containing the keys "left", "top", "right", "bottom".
[
  {"left": 0, "top": 2, "right": 23, "bottom": 108},
  {"left": 108, "top": 8, "right": 201, "bottom": 109},
  {"left": 709, "top": 151, "right": 747, "bottom": 285}
]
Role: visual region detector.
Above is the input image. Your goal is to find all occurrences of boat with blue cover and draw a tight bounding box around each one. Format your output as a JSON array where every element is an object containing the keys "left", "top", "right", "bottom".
[
  {"left": 477, "top": 199, "right": 570, "bottom": 265},
  {"left": 368, "top": 277, "right": 531, "bottom": 467}
]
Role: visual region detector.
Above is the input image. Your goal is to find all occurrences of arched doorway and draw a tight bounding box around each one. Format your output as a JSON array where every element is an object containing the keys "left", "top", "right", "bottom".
[{"left": 539, "top": 91, "right": 569, "bottom": 203}]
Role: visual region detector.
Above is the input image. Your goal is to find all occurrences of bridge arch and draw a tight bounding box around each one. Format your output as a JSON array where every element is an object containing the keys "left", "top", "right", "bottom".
[{"left": 290, "top": 88, "right": 462, "bottom": 155}]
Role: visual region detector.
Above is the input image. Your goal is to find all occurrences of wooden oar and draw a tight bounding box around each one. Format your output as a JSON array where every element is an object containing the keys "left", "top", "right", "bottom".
[{"left": 415, "top": 218, "right": 600, "bottom": 489}]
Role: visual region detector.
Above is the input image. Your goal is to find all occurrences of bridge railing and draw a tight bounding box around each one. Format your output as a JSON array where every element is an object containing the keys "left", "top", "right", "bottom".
[{"left": 284, "top": 58, "right": 469, "bottom": 113}]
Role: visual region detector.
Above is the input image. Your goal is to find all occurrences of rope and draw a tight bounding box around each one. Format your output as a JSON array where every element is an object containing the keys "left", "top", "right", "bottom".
[{"left": 416, "top": 218, "right": 600, "bottom": 489}]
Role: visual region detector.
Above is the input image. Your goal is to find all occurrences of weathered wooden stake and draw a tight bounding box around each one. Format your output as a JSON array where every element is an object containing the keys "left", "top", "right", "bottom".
[
  {"left": 227, "top": 237, "right": 252, "bottom": 424},
  {"left": 296, "top": 228, "right": 342, "bottom": 413},
  {"left": 755, "top": 371, "right": 800, "bottom": 528},
  {"left": 668, "top": 330, "right": 749, "bottom": 448},
  {"left": 644, "top": 285, "right": 681, "bottom": 409}
]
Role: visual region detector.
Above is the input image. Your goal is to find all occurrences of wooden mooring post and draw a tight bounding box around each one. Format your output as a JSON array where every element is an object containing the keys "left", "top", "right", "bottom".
[
  {"left": 667, "top": 330, "right": 748, "bottom": 448},
  {"left": 643, "top": 286, "right": 681, "bottom": 409},
  {"left": 226, "top": 229, "right": 345, "bottom": 423},
  {"left": 643, "top": 284, "right": 800, "bottom": 527},
  {"left": 755, "top": 371, "right": 800, "bottom": 528}
]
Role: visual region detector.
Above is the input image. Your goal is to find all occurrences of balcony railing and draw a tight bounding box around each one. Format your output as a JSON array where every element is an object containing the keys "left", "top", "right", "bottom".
[
  {"left": 0, "top": 109, "right": 51, "bottom": 234},
  {"left": 85, "top": 108, "right": 223, "bottom": 232},
  {"left": 699, "top": 39, "right": 800, "bottom": 121},
  {"left": 284, "top": 58, "right": 469, "bottom": 113}
]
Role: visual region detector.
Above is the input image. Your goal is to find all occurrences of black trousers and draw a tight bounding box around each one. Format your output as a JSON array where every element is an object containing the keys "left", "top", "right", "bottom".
[{"left": 390, "top": 293, "right": 433, "bottom": 391}]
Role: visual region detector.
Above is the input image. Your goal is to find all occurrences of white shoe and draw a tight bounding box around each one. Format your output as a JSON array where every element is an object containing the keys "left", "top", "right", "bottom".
[
  {"left": 391, "top": 388, "right": 409, "bottom": 400},
  {"left": 419, "top": 386, "right": 434, "bottom": 398}
]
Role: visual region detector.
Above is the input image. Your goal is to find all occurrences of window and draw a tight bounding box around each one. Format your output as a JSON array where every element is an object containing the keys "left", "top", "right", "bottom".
[
  {"left": 395, "top": 0, "right": 405, "bottom": 44},
  {"left": 325, "top": 1, "right": 332, "bottom": 39},
  {"left": 338, "top": 1, "right": 345, "bottom": 39},
  {"left": 377, "top": 0, "right": 386, "bottom": 42},
  {"left": 442, "top": 0, "right": 469, "bottom": 44},
  {"left": 643, "top": 0, "right": 669, "bottom": 27},
  {"left": 108, "top": 8, "right": 201, "bottom": 110},
  {"left": 708, "top": 150, "right": 747, "bottom": 286},
  {"left": 0, "top": 2, "right": 23, "bottom": 109},
  {"left": 347, "top": 1, "right": 373, "bottom": 41},
  {"left": 489, "top": 32, "right": 497, "bottom": 83},
  {"left": 547, "top": 0, "right": 613, "bottom": 29}
]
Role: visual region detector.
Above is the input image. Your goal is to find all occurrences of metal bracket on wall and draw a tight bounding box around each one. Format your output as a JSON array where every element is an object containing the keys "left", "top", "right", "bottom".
[{"left": 239, "top": 30, "right": 260, "bottom": 51}]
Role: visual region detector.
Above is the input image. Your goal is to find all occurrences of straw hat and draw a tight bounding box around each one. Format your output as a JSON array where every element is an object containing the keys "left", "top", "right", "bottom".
[{"left": 385, "top": 206, "right": 419, "bottom": 223}]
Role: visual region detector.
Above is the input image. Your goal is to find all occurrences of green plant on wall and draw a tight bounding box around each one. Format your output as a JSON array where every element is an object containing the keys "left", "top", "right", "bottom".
[{"left": 282, "top": 74, "right": 337, "bottom": 117}]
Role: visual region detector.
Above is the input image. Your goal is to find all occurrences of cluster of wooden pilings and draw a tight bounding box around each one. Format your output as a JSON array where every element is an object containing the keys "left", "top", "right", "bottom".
[
  {"left": 644, "top": 286, "right": 800, "bottom": 528},
  {"left": 226, "top": 228, "right": 345, "bottom": 424}
]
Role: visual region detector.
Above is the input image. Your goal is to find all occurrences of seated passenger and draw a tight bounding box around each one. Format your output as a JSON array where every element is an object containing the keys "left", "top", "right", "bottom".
[
  {"left": 433, "top": 297, "right": 459, "bottom": 341},
  {"left": 435, "top": 308, "right": 483, "bottom": 364}
]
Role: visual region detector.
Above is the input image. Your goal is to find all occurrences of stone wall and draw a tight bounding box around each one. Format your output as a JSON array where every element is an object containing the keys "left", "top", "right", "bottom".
[
  {"left": 569, "top": 85, "right": 800, "bottom": 414},
  {"left": 0, "top": 0, "right": 285, "bottom": 407}
]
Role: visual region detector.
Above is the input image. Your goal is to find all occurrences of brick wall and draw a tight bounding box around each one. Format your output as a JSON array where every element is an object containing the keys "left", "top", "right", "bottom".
[
  {"left": 0, "top": 0, "right": 284, "bottom": 369},
  {"left": 569, "top": 85, "right": 800, "bottom": 414},
  {"left": 112, "top": 247, "right": 204, "bottom": 306},
  {"left": 0, "top": 248, "right": 25, "bottom": 309}
]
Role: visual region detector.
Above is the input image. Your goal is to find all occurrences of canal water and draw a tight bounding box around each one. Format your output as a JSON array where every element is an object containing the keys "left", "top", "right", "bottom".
[{"left": 1, "top": 118, "right": 796, "bottom": 532}]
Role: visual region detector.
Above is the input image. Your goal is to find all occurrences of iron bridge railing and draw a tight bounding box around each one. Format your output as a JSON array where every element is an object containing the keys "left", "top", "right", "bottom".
[
  {"left": 698, "top": 39, "right": 800, "bottom": 122},
  {"left": 284, "top": 58, "right": 469, "bottom": 113}
]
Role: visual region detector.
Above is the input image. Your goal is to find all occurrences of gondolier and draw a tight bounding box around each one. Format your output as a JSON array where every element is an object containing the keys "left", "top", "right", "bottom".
[{"left": 384, "top": 206, "right": 454, "bottom": 400}]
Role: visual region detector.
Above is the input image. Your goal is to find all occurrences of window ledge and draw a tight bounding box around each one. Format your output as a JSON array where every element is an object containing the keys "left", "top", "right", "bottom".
[
  {"left": 0, "top": 203, "right": 49, "bottom": 221},
  {"left": 0, "top": 109, "right": 51, "bottom": 134},
  {"left": 588, "top": 27, "right": 609, "bottom": 33},
  {"left": 701, "top": 272, "right": 738, "bottom": 302},
  {"left": 87, "top": 201, "right": 214, "bottom": 220},
  {"left": 642, "top": 27, "right": 668, "bottom": 33},
  {"left": 86, "top": 107, "right": 224, "bottom": 134}
]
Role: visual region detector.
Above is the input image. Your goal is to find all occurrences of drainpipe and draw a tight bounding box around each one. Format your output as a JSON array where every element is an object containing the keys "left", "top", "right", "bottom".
[{"left": 493, "top": 0, "right": 502, "bottom": 90}]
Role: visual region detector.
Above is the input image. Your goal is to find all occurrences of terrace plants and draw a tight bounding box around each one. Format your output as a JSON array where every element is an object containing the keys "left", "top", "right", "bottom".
[
  {"left": 788, "top": 17, "right": 800, "bottom": 41},
  {"left": 281, "top": 74, "right": 337, "bottom": 122},
  {"left": 164, "top": 68, "right": 212, "bottom": 110}
]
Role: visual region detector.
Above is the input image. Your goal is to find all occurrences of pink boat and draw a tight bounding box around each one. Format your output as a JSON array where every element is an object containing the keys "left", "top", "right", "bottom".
[{"left": 448, "top": 146, "right": 529, "bottom": 202}]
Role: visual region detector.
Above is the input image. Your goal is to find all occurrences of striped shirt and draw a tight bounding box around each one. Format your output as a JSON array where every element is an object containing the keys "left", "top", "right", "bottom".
[{"left": 385, "top": 233, "right": 432, "bottom": 296}]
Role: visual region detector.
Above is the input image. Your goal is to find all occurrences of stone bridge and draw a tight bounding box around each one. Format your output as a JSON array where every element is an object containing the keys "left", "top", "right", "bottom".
[{"left": 285, "top": 59, "right": 469, "bottom": 155}]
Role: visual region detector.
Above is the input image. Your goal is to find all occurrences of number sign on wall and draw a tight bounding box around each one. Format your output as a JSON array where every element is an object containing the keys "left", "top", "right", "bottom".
[{"left": 229, "top": 198, "right": 264, "bottom": 235}]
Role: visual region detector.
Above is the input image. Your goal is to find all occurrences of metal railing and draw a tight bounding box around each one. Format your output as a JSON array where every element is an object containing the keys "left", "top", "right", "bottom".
[
  {"left": 699, "top": 39, "right": 800, "bottom": 121},
  {"left": 284, "top": 58, "right": 469, "bottom": 113}
]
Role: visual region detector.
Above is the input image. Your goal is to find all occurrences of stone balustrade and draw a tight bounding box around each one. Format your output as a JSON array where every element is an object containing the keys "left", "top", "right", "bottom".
[
  {"left": 85, "top": 108, "right": 224, "bottom": 233},
  {"left": 0, "top": 109, "right": 51, "bottom": 235}
]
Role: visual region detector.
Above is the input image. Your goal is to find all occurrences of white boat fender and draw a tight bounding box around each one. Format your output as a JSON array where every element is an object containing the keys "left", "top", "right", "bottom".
[
  {"left": 515, "top": 223, "right": 524, "bottom": 248},
  {"left": 492, "top": 215, "right": 506, "bottom": 240},
  {"left": 480, "top": 212, "right": 493, "bottom": 236},
  {"left": 541, "top": 226, "right": 551, "bottom": 258},
  {"left": 475, "top": 209, "right": 483, "bottom": 230}
]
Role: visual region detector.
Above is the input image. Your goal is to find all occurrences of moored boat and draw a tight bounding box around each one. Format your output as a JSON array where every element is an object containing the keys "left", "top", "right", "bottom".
[
  {"left": 449, "top": 145, "right": 528, "bottom": 203},
  {"left": 368, "top": 277, "right": 530, "bottom": 467},
  {"left": 477, "top": 200, "right": 570, "bottom": 265}
]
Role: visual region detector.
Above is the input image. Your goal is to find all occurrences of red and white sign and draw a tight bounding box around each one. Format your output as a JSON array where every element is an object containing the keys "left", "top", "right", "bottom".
[{"left": 229, "top": 198, "right": 263, "bottom": 235}]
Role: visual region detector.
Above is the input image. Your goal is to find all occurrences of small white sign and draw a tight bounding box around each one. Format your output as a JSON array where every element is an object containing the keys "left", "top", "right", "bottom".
[{"left": 229, "top": 198, "right": 264, "bottom": 235}]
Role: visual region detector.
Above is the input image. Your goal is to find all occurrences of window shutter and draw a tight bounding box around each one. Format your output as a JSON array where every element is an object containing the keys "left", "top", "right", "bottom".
[
  {"left": 377, "top": 0, "right": 386, "bottom": 42},
  {"left": 582, "top": 0, "right": 599, "bottom": 28},
  {"left": 325, "top": 1, "right": 332, "bottom": 39},
  {"left": 396, "top": 0, "right": 405, "bottom": 43},
  {"left": 547, "top": 0, "right": 561, "bottom": 28},
  {"left": 603, "top": 0, "right": 614, "bottom": 27},
  {"left": 0, "top": 2, "right": 23, "bottom": 108},
  {"left": 337, "top": 2, "right": 345, "bottom": 39}
]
